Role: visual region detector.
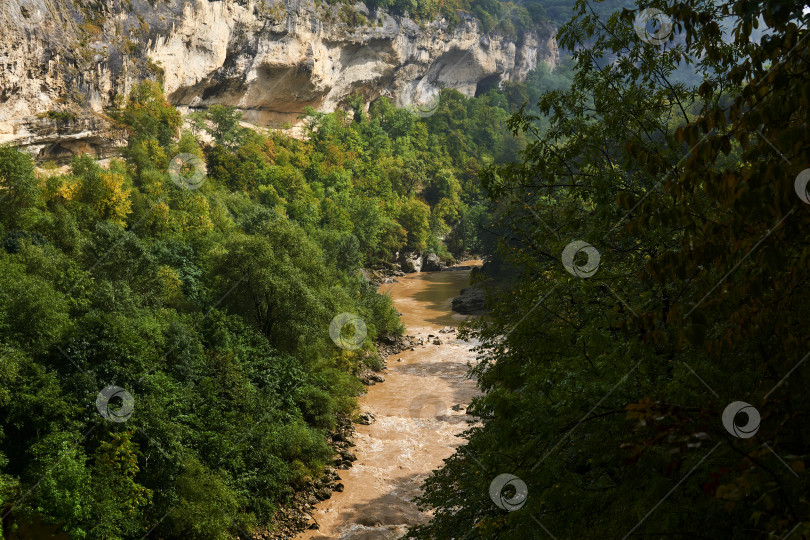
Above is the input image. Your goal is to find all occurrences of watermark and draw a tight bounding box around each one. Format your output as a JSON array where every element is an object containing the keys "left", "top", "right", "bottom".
[
  {"left": 329, "top": 313, "right": 367, "bottom": 351},
  {"left": 561, "top": 240, "right": 600, "bottom": 278},
  {"left": 408, "top": 393, "right": 447, "bottom": 419},
  {"left": 489, "top": 473, "right": 528, "bottom": 511},
  {"left": 399, "top": 79, "right": 441, "bottom": 118},
  {"left": 633, "top": 8, "right": 673, "bottom": 46},
  {"left": 721, "top": 401, "right": 760, "bottom": 439},
  {"left": 794, "top": 168, "right": 810, "bottom": 203},
  {"left": 169, "top": 153, "right": 206, "bottom": 190},
  {"left": 96, "top": 385, "right": 135, "bottom": 423}
]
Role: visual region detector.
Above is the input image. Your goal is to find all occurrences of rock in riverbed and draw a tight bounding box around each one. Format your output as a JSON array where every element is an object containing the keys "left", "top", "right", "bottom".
[
  {"left": 451, "top": 286, "right": 486, "bottom": 314},
  {"left": 360, "top": 372, "right": 385, "bottom": 385},
  {"left": 357, "top": 412, "right": 376, "bottom": 425},
  {"left": 422, "top": 252, "right": 444, "bottom": 271}
]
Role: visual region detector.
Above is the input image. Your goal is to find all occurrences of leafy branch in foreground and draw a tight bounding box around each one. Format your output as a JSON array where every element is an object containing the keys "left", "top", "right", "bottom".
[{"left": 409, "top": 1, "right": 810, "bottom": 538}]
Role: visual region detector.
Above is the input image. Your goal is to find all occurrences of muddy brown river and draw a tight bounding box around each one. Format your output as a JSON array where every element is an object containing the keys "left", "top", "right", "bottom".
[{"left": 297, "top": 263, "right": 482, "bottom": 540}]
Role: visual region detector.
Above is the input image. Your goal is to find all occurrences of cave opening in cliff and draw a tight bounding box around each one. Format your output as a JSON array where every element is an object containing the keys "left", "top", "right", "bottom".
[{"left": 474, "top": 74, "right": 502, "bottom": 97}]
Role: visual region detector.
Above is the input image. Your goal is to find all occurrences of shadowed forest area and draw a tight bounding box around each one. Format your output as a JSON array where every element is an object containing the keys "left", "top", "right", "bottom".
[{"left": 407, "top": 1, "right": 810, "bottom": 538}]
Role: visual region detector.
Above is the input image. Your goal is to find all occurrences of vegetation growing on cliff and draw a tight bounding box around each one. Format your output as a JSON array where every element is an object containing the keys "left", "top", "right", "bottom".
[{"left": 323, "top": 0, "right": 552, "bottom": 36}]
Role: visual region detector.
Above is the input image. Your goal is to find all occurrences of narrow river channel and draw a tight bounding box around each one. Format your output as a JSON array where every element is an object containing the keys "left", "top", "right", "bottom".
[{"left": 297, "top": 262, "right": 482, "bottom": 539}]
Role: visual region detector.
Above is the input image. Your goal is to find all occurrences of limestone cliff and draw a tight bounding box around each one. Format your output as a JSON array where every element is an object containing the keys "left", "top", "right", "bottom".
[{"left": 0, "top": 0, "right": 557, "bottom": 160}]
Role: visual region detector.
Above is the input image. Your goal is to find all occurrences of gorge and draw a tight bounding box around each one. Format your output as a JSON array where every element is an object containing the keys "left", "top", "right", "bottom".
[{"left": 1, "top": 0, "right": 806, "bottom": 539}]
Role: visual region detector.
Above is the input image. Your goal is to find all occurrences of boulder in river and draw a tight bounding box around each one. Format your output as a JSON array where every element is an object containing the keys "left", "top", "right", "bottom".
[
  {"left": 357, "top": 411, "right": 376, "bottom": 425},
  {"left": 422, "top": 252, "right": 443, "bottom": 271},
  {"left": 451, "top": 286, "right": 486, "bottom": 314},
  {"left": 359, "top": 371, "right": 385, "bottom": 385},
  {"left": 315, "top": 487, "right": 333, "bottom": 501},
  {"left": 399, "top": 252, "right": 422, "bottom": 273}
]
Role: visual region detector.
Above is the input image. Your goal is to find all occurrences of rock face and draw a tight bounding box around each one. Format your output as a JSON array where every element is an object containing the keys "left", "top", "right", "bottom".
[
  {"left": 451, "top": 286, "right": 486, "bottom": 314},
  {"left": 399, "top": 251, "right": 423, "bottom": 273},
  {"left": 0, "top": 0, "right": 557, "bottom": 159},
  {"left": 396, "top": 251, "right": 447, "bottom": 272},
  {"left": 422, "top": 252, "right": 443, "bottom": 271}
]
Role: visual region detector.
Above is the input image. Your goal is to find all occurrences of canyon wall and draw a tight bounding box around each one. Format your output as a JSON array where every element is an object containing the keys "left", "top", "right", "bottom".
[{"left": 0, "top": 0, "right": 557, "bottom": 160}]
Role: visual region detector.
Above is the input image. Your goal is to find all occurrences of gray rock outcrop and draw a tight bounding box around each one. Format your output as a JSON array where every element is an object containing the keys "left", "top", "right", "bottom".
[
  {"left": 422, "top": 252, "right": 443, "bottom": 271},
  {"left": 399, "top": 251, "right": 422, "bottom": 273},
  {"left": 0, "top": 0, "right": 558, "bottom": 159},
  {"left": 451, "top": 286, "right": 486, "bottom": 314}
]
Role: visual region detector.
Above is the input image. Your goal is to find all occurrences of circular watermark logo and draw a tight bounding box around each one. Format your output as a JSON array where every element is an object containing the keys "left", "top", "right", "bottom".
[
  {"left": 408, "top": 394, "right": 447, "bottom": 419},
  {"left": 634, "top": 8, "right": 673, "bottom": 45},
  {"left": 96, "top": 385, "right": 134, "bottom": 423},
  {"left": 329, "top": 313, "right": 367, "bottom": 351},
  {"left": 722, "top": 401, "right": 760, "bottom": 439},
  {"left": 400, "top": 80, "right": 441, "bottom": 118},
  {"left": 795, "top": 168, "right": 810, "bottom": 204},
  {"left": 561, "top": 240, "right": 600, "bottom": 278},
  {"left": 489, "top": 473, "right": 528, "bottom": 511},
  {"left": 169, "top": 153, "right": 206, "bottom": 190}
]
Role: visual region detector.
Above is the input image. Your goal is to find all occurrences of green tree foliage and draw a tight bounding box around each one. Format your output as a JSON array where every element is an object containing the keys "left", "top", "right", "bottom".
[
  {"left": 71, "top": 156, "right": 133, "bottom": 227},
  {"left": 409, "top": 1, "right": 810, "bottom": 539},
  {"left": 0, "top": 145, "right": 40, "bottom": 229},
  {"left": 89, "top": 431, "right": 152, "bottom": 538},
  {"left": 0, "top": 255, "right": 71, "bottom": 353},
  {"left": 190, "top": 105, "right": 249, "bottom": 149},
  {"left": 398, "top": 198, "right": 432, "bottom": 252},
  {"left": 166, "top": 457, "right": 240, "bottom": 539},
  {"left": 115, "top": 81, "right": 181, "bottom": 149}
]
